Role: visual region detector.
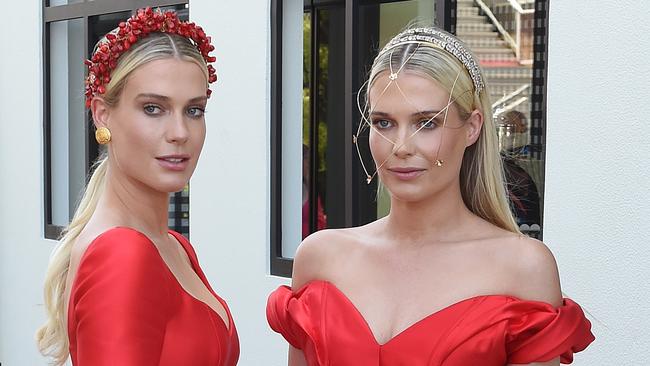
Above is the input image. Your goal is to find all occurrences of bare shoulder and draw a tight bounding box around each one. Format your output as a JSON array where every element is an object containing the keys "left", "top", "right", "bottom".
[
  {"left": 291, "top": 227, "right": 363, "bottom": 290},
  {"left": 500, "top": 235, "right": 563, "bottom": 306}
]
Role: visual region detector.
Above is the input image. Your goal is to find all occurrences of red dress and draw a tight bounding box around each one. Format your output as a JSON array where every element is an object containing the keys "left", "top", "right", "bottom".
[
  {"left": 67, "top": 227, "right": 239, "bottom": 366},
  {"left": 267, "top": 281, "right": 594, "bottom": 365}
]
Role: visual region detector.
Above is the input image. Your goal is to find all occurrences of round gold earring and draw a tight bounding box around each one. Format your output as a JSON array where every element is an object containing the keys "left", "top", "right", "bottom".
[{"left": 95, "top": 127, "right": 112, "bottom": 144}]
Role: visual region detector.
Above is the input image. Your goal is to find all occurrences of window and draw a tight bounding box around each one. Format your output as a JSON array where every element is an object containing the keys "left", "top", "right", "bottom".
[
  {"left": 271, "top": 0, "right": 447, "bottom": 277},
  {"left": 43, "top": 1, "right": 190, "bottom": 239},
  {"left": 271, "top": 0, "right": 551, "bottom": 277},
  {"left": 456, "top": 0, "right": 548, "bottom": 238}
]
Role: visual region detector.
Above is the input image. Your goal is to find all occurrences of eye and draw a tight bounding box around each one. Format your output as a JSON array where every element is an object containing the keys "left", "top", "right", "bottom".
[
  {"left": 186, "top": 106, "right": 206, "bottom": 118},
  {"left": 417, "top": 119, "right": 438, "bottom": 129},
  {"left": 143, "top": 104, "right": 162, "bottom": 115},
  {"left": 371, "top": 119, "right": 393, "bottom": 129}
]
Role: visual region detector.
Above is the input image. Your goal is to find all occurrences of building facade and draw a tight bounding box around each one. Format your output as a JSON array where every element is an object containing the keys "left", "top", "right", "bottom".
[{"left": 0, "top": 0, "right": 648, "bottom": 365}]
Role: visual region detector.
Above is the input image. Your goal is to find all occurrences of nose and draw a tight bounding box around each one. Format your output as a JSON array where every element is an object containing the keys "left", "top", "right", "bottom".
[
  {"left": 166, "top": 111, "right": 190, "bottom": 144},
  {"left": 392, "top": 125, "right": 415, "bottom": 158}
]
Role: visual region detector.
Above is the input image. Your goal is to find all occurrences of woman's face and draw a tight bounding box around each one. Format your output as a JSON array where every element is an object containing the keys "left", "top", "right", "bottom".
[
  {"left": 368, "top": 70, "right": 482, "bottom": 203},
  {"left": 96, "top": 58, "right": 208, "bottom": 193}
]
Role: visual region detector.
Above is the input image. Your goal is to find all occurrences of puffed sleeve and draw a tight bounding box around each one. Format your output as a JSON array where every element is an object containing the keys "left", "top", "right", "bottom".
[
  {"left": 267, "top": 283, "right": 328, "bottom": 361},
  {"left": 68, "top": 228, "right": 172, "bottom": 365},
  {"left": 505, "top": 298, "right": 595, "bottom": 364}
]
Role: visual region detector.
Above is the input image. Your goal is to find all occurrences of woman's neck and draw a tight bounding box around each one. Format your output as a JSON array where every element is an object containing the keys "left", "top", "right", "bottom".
[
  {"left": 383, "top": 181, "right": 474, "bottom": 244},
  {"left": 96, "top": 165, "right": 171, "bottom": 238}
]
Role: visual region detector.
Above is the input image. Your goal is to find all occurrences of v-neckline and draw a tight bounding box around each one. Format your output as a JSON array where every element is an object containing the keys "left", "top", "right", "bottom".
[
  {"left": 73, "top": 226, "right": 234, "bottom": 334},
  {"left": 308, "top": 280, "right": 517, "bottom": 347},
  {"left": 166, "top": 230, "right": 234, "bottom": 333}
]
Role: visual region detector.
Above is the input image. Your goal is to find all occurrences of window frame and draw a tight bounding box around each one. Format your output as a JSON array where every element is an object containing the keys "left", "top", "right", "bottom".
[{"left": 269, "top": 0, "right": 457, "bottom": 277}]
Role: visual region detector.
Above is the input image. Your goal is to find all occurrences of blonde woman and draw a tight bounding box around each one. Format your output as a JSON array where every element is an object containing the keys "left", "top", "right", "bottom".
[
  {"left": 36, "top": 8, "right": 239, "bottom": 366},
  {"left": 267, "top": 27, "right": 594, "bottom": 365}
]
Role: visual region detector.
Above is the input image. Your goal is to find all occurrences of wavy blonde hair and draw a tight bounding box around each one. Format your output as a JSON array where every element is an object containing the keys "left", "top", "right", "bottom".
[
  {"left": 36, "top": 32, "right": 208, "bottom": 365},
  {"left": 366, "top": 27, "right": 519, "bottom": 233}
]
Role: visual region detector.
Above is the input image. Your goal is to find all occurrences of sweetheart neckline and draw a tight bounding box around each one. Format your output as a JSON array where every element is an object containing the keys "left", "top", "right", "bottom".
[{"left": 296, "top": 280, "right": 544, "bottom": 347}]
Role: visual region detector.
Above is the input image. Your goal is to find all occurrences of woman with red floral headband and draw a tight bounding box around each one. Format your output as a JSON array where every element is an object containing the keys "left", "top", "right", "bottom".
[{"left": 36, "top": 8, "right": 239, "bottom": 366}]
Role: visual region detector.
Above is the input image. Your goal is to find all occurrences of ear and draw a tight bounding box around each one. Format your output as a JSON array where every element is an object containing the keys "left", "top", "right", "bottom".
[
  {"left": 465, "top": 109, "right": 483, "bottom": 147},
  {"left": 90, "top": 97, "right": 111, "bottom": 129}
]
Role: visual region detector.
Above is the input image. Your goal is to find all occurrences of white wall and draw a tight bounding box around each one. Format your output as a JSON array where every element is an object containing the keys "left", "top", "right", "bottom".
[
  {"left": 190, "top": 1, "right": 290, "bottom": 365},
  {"left": 0, "top": 1, "right": 54, "bottom": 365},
  {"left": 545, "top": 1, "right": 650, "bottom": 365},
  {"left": 2, "top": 0, "right": 649, "bottom": 365}
]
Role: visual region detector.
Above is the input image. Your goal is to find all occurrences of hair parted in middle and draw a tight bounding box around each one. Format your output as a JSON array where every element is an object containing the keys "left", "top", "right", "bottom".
[{"left": 355, "top": 26, "right": 519, "bottom": 233}]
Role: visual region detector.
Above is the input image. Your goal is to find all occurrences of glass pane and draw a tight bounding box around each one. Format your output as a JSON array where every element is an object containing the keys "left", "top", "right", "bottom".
[
  {"left": 168, "top": 185, "right": 190, "bottom": 238},
  {"left": 159, "top": 4, "right": 189, "bottom": 21},
  {"left": 49, "top": 18, "right": 85, "bottom": 226},
  {"left": 158, "top": 4, "right": 190, "bottom": 235},
  {"left": 457, "top": 1, "right": 542, "bottom": 237},
  {"left": 280, "top": 0, "right": 306, "bottom": 258},
  {"left": 49, "top": 0, "right": 83, "bottom": 6},
  {"left": 302, "top": 12, "right": 314, "bottom": 240},
  {"left": 360, "top": 0, "right": 437, "bottom": 219},
  {"left": 316, "top": 6, "right": 345, "bottom": 233},
  {"left": 88, "top": 11, "right": 132, "bottom": 56},
  {"left": 378, "top": 0, "right": 436, "bottom": 48}
]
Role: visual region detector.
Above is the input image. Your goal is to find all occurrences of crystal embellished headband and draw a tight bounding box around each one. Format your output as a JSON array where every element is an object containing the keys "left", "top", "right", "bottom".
[
  {"left": 84, "top": 7, "right": 217, "bottom": 108},
  {"left": 379, "top": 27, "right": 485, "bottom": 94}
]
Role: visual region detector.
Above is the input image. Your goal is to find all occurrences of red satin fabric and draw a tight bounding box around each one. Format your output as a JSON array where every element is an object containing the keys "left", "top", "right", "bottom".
[
  {"left": 67, "top": 227, "right": 239, "bottom": 366},
  {"left": 267, "top": 281, "right": 594, "bottom": 365}
]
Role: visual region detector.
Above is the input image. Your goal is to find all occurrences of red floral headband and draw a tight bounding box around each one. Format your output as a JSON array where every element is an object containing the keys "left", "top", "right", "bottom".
[{"left": 84, "top": 7, "right": 217, "bottom": 108}]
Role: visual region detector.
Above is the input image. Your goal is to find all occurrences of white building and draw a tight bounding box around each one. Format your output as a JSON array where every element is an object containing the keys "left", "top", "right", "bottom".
[{"left": 0, "top": 0, "right": 648, "bottom": 365}]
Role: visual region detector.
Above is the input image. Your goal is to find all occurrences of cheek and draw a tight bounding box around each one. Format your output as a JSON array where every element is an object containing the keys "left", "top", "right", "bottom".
[
  {"left": 195, "top": 122, "right": 207, "bottom": 144},
  {"left": 369, "top": 130, "right": 391, "bottom": 160},
  {"left": 111, "top": 114, "right": 158, "bottom": 160}
]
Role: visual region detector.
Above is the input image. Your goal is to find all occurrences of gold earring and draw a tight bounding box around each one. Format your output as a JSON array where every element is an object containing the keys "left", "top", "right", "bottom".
[{"left": 95, "top": 127, "right": 112, "bottom": 144}]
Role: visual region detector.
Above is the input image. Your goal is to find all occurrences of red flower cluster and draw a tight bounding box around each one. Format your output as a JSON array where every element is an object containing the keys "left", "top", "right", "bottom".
[{"left": 84, "top": 7, "right": 217, "bottom": 108}]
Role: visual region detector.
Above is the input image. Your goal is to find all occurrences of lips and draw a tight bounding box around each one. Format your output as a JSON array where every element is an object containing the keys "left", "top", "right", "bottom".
[
  {"left": 156, "top": 154, "right": 190, "bottom": 171},
  {"left": 387, "top": 167, "right": 426, "bottom": 180}
]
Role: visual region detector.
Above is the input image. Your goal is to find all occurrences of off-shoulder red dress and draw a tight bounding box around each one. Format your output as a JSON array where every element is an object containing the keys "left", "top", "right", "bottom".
[
  {"left": 67, "top": 227, "right": 239, "bottom": 366},
  {"left": 267, "top": 280, "right": 594, "bottom": 365}
]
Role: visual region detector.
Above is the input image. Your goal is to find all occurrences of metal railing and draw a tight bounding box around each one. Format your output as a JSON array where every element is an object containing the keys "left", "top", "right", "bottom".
[
  {"left": 475, "top": 0, "right": 535, "bottom": 64},
  {"left": 492, "top": 84, "right": 530, "bottom": 112}
]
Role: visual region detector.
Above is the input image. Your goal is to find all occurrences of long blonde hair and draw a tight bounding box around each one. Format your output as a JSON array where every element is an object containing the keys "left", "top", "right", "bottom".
[
  {"left": 36, "top": 32, "right": 208, "bottom": 365},
  {"left": 366, "top": 28, "right": 519, "bottom": 233}
]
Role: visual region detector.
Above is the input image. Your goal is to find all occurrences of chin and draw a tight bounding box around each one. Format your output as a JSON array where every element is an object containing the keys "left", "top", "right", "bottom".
[
  {"left": 151, "top": 177, "right": 190, "bottom": 193},
  {"left": 384, "top": 185, "right": 431, "bottom": 203}
]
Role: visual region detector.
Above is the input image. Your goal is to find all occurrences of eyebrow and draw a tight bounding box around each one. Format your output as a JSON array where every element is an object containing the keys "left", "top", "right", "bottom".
[
  {"left": 135, "top": 93, "right": 208, "bottom": 104},
  {"left": 370, "top": 110, "right": 443, "bottom": 117}
]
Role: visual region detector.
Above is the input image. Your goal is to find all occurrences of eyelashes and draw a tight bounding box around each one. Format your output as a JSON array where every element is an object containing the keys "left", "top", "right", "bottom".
[
  {"left": 369, "top": 118, "right": 439, "bottom": 130},
  {"left": 142, "top": 104, "right": 206, "bottom": 118},
  {"left": 186, "top": 107, "right": 206, "bottom": 118},
  {"left": 370, "top": 119, "right": 394, "bottom": 129}
]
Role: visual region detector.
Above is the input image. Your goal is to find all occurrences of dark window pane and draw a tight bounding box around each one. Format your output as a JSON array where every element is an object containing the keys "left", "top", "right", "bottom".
[{"left": 457, "top": 1, "right": 543, "bottom": 237}]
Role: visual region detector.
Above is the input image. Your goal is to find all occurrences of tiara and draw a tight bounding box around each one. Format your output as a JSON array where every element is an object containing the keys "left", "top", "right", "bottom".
[
  {"left": 379, "top": 27, "right": 485, "bottom": 94},
  {"left": 84, "top": 7, "right": 217, "bottom": 108}
]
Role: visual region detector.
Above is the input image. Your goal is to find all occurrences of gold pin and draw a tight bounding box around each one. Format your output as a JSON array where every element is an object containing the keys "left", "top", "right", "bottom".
[{"left": 435, "top": 159, "right": 444, "bottom": 167}]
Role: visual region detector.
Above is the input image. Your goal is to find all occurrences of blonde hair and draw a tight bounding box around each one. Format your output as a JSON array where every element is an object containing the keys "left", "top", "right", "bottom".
[
  {"left": 367, "top": 28, "right": 519, "bottom": 233},
  {"left": 36, "top": 32, "right": 208, "bottom": 365}
]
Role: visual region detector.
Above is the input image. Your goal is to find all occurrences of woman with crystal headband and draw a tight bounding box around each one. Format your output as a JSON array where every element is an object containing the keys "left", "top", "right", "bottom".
[
  {"left": 36, "top": 8, "right": 239, "bottom": 365},
  {"left": 267, "top": 26, "right": 594, "bottom": 365}
]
